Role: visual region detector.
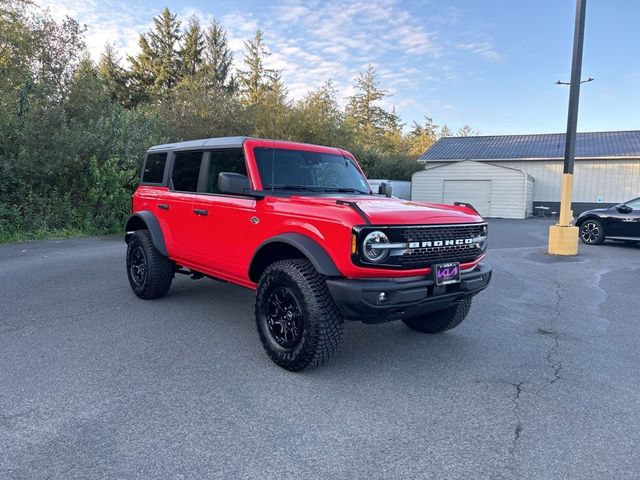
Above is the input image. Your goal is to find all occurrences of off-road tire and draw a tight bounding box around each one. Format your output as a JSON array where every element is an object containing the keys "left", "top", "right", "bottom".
[
  {"left": 579, "top": 219, "right": 605, "bottom": 245},
  {"left": 255, "top": 259, "right": 344, "bottom": 371},
  {"left": 126, "top": 230, "right": 174, "bottom": 299},
  {"left": 402, "top": 298, "right": 472, "bottom": 333}
]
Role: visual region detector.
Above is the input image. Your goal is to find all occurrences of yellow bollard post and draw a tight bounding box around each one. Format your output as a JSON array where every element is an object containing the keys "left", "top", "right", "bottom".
[{"left": 548, "top": 174, "right": 579, "bottom": 255}]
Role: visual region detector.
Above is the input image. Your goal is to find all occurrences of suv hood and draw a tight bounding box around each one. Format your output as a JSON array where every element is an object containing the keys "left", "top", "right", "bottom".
[
  {"left": 291, "top": 196, "right": 484, "bottom": 225},
  {"left": 349, "top": 198, "right": 483, "bottom": 225}
]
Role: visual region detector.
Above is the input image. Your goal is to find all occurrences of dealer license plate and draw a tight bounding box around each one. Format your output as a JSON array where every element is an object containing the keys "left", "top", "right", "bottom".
[{"left": 434, "top": 262, "right": 461, "bottom": 286}]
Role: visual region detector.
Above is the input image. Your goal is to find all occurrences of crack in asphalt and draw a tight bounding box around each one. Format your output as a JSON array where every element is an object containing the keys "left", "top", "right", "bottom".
[
  {"left": 0, "top": 409, "right": 38, "bottom": 428},
  {"left": 507, "top": 381, "right": 524, "bottom": 472},
  {"left": 543, "top": 277, "right": 564, "bottom": 384},
  {"left": 0, "top": 320, "right": 25, "bottom": 333}
]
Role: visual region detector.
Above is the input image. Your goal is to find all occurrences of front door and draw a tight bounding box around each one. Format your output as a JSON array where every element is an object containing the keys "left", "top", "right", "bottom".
[
  {"left": 610, "top": 198, "right": 640, "bottom": 238},
  {"left": 190, "top": 149, "right": 255, "bottom": 282}
]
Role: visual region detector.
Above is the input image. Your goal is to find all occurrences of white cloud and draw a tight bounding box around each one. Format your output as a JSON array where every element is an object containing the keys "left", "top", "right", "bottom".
[
  {"left": 457, "top": 41, "right": 502, "bottom": 61},
  {"left": 33, "top": 0, "right": 501, "bottom": 124}
]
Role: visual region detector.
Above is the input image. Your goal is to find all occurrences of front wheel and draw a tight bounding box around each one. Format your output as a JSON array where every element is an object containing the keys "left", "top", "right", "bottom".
[
  {"left": 402, "top": 298, "right": 472, "bottom": 333},
  {"left": 579, "top": 219, "right": 605, "bottom": 245},
  {"left": 255, "top": 259, "right": 344, "bottom": 371}
]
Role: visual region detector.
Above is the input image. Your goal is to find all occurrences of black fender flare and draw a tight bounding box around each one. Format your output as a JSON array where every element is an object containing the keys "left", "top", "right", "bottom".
[
  {"left": 124, "top": 211, "right": 168, "bottom": 256},
  {"left": 250, "top": 233, "right": 341, "bottom": 279}
]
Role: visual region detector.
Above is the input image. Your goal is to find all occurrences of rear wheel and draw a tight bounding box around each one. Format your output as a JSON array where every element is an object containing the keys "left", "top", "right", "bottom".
[
  {"left": 579, "top": 219, "right": 605, "bottom": 245},
  {"left": 402, "top": 298, "right": 472, "bottom": 333},
  {"left": 255, "top": 259, "right": 344, "bottom": 371},
  {"left": 126, "top": 230, "right": 174, "bottom": 299}
]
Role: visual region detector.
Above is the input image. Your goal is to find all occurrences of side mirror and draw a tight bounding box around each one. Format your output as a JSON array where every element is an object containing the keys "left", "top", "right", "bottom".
[
  {"left": 218, "top": 172, "right": 250, "bottom": 195},
  {"left": 378, "top": 181, "right": 393, "bottom": 198},
  {"left": 617, "top": 204, "right": 633, "bottom": 214}
]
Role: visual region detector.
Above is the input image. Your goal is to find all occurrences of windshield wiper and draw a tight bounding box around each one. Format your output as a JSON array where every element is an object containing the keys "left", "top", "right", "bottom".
[
  {"left": 321, "top": 187, "right": 371, "bottom": 195},
  {"left": 265, "top": 185, "right": 322, "bottom": 192}
]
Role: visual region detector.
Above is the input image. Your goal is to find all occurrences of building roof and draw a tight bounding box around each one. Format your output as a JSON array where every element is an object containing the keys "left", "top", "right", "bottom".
[{"left": 419, "top": 130, "right": 640, "bottom": 161}]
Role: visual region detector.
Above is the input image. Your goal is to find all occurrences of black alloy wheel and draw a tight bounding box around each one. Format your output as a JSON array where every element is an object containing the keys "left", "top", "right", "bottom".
[
  {"left": 264, "top": 286, "right": 304, "bottom": 348},
  {"left": 255, "top": 259, "right": 344, "bottom": 371},
  {"left": 128, "top": 245, "right": 147, "bottom": 288}
]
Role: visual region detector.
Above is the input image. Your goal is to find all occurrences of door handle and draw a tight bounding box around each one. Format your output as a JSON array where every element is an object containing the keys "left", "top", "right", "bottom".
[
  {"left": 193, "top": 209, "right": 208, "bottom": 216},
  {"left": 157, "top": 203, "right": 170, "bottom": 210}
]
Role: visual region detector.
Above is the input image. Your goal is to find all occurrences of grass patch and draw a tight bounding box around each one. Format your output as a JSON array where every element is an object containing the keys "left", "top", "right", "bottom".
[{"left": 0, "top": 227, "right": 118, "bottom": 244}]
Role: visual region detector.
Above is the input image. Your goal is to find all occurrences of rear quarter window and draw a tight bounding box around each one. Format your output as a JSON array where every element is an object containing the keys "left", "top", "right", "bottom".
[{"left": 142, "top": 153, "right": 167, "bottom": 184}]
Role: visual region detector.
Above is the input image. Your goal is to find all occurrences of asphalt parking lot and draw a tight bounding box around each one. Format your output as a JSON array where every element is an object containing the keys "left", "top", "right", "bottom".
[{"left": 1, "top": 219, "right": 639, "bottom": 479}]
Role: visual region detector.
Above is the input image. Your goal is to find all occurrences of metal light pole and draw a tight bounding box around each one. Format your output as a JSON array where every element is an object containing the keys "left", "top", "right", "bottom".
[{"left": 548, "top": 0, "right": 587, "bottom": 255}]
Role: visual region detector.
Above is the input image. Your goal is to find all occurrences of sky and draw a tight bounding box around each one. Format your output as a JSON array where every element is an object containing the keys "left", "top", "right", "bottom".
[{"left": 37, "top": 0, "right": 640, "bottom": 135}]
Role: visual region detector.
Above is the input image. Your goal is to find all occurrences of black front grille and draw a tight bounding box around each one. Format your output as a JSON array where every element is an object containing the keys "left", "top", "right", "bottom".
[
  {"left": 354, "top": 222, "right": 488, "bottom": 269},
  {"left": 399, "top": 223, "right": 486, "bottom": 267}
]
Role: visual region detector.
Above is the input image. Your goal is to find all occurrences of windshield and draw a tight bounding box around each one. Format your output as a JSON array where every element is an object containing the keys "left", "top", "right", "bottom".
[{"left": 254, "top": 147, "right": 371, "bottom": 194}]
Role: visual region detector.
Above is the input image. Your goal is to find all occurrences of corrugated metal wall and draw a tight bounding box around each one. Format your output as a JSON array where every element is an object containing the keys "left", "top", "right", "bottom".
[
  {"left": 423, "top": 159, "right": 640, "bottom": 203},
  {"left": 412, "top": 160, "right": 531, "bottom": 218},
  {"left": 525, "top": 175, "right": 534, "bottom": 216}
]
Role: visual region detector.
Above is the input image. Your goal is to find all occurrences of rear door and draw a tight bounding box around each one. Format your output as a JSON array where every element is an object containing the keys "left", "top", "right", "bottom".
[
  {"left": 163, "top": 150, "right": 204, "bottom": 261},
  {"left": 443, "top": 180, "right": 492, "bottom": 217},
  {"left": 190, "top": 149, "right": 256, "bottom": 280}
]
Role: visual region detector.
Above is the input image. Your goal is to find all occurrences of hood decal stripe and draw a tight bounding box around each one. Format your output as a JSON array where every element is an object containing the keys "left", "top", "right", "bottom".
[{"left": 336, "top": 200, "right": 371, "bottom": 225}]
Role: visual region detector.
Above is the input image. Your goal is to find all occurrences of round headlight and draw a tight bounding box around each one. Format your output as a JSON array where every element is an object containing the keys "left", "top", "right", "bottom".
[{"left": 362, "top": 231, "right": 390, "bottom": 262}]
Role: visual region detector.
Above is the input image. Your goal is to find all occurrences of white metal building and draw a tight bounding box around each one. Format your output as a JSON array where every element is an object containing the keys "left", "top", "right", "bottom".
[
  {"left": 413, "top": 130, "right": 640, "bottom": 218},
  {"left": 412, "top": 161, "right": 534, "bottom": 218}
]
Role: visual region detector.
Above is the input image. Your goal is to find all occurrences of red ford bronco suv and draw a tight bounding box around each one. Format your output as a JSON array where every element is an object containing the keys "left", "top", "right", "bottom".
[{"left": 125, "top": 137, "right": 491, "bottom": 370}]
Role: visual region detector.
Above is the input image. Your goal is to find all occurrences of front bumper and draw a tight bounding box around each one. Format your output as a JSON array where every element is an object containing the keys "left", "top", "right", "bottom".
[{"left": 326, "top": 263, "right": 492, "bottom": 324}]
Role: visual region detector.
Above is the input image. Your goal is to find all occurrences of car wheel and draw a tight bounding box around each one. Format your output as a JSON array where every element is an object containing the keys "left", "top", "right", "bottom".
[
  {"left": 402, "top": 298, "right": 472, "bottom": 334},
  {"left": 126, "top": 230, "right": 174, "bottom": 299},
  {"left": 255, "top": 259, "right": 344, "bottom": 371},
  {"left": 579, "top": 219, "right": 605, "bottom": 245}
]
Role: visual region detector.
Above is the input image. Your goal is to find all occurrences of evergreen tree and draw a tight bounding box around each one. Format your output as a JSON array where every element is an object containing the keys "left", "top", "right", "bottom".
[
  {"left": 345, "top": 64, "right": 401, "bottom": 151},
  {"left": 254, "top": 70, "right": 291, "bottom": 138},
  {"left": 439, "top": 124, "right": 453, "bottom": 138},
  {"left": 128, "top": 34, "right": 154, "bottom": 105},
  {"left": 408, "top": 116, "right": 439, "bottom": 157},
  {"left": 238, "top": 29, "right": 274, "bottom": 105},
  {"left": 292, "top": 80, "right": 344, "bottom": 145},
  {"left": 128, "top": 8, "right": 181, "bottom": 99},
  {"left": 457, "top": 124, "right": 479, "bottom": 136},
  {"left": 97, "top": 43, "right": 128, "bottom": 105},
  {"left": 180, "top": 16, "right": 204, "bottom": 80},
  {"left": 203, "top": 18, "right": 234, "bottom": 91}
]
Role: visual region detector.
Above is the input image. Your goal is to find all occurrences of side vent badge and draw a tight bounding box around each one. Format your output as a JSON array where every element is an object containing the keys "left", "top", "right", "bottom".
[{"left": 250, "top": 216, "right": 260, "bottom": 225}]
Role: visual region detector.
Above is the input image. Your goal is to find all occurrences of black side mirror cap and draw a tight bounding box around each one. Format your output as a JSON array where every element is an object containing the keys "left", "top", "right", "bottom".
[
  {"left": 218, "top": 172, "right": 250, "bottom": 196},
  {"left": 378, "top": 181, "right": 393, "bottom": 198},
  {"left": 617, "top": 204, "right": 633, "bottom": 214}
]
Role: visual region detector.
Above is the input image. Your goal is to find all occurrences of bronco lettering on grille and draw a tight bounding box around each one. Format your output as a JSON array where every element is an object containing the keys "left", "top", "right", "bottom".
[{"left": 408, "top": 238, "right": 475, "bottom": 249}]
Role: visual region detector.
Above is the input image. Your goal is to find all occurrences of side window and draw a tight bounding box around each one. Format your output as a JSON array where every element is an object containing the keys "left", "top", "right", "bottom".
[
  {"left": 142, "top": 153, "right": 167, "bottom": 184},
  {"left": 204, "top": 149, "right": 248, "bottom": 194},
  {"left": 627, "top": 198, "right": 640, "bottom": 210},
  {"left": 171, "top": 151, "right": 203, "bottom": 192}
]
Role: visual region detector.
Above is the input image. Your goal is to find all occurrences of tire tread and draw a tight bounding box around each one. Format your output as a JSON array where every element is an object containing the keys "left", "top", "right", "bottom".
[
  {"left": 255, "top": 259, "right": 344, "bottom": 371},
  {"left": 127, "top": 230, "right": 174, "bottom": 299}
]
